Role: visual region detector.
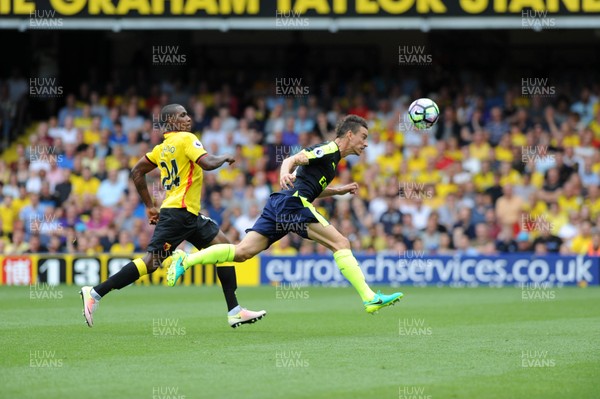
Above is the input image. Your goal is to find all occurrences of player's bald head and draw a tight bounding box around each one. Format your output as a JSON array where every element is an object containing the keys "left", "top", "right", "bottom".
[
  {"left": 335, "top": 115, "right": 368, "bottom": 138},
  {"left": 161, "top": 104, "right": 185, "bottom": 122},
  {"left": 159, "top": 104, "right": 192, "bottom": 132}
]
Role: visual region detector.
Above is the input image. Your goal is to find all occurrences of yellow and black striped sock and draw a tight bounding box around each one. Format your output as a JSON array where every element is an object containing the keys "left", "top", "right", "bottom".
[{"left": 93, "top": 258, "right": 147, "bottom": 297}]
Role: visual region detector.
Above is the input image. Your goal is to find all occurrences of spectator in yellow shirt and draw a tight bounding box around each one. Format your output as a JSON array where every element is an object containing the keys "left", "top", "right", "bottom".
[
  {"left": 571, "top": 221, "right": 593, "bottom": 254},
  {"left": 543, "top": 202, "right": 568, "bottom": 236},
  {"left": 271, "top": 235, "right": 298, "bottom": 256},
  {"left": 499, "top": 162, "right": 523, "bottom": 187},
  {"left": 509, "top": 125, "right": 527, "bottom": 147},
  {"left": 416, "top": 159, "right": 442, "bottom": 185},
  {"left": 218, "top": 162, "right": 242, "bottom": 185},
  {"left": 82, "top": 116, "right": 102, "bottom": 145},
  {"left": 419, "top": 134, "right": 437, "bottom": 160},
  {"left": 474, "top": 161, "right": 495, "bottom": 192},
  {"left": 0, "top": 196, "right": 16, "bottom": 236},
  {"left": 468, "top": 131, "right": 491, "bottom": 161},
  {"left": 585, "top": 185, "right": 600, "bottom": 220},
  {"left": 445, "top": 136, "right": 463, "bottom": 161},
  {"left": 110, "top": 231, "right": 136, "bottom": 255},
  {"left": 494, "top": 134, "right": 513, "bottom": 163},
  {"left": 557, "top": 182, "right": 582, "bottom": 215},
  {"left": 562, "top": 130, "right": 581, "bottom": 148},
  {"left": 87, "top": 235, "right": 105, "bottom": 255},
  {"left": 71, "top": 167, "right": 101, "bottom": 198},
  {"left": 376, "top": 141, "right": 402, "bottom": 177},
  {"left": 81, "top": 145, "right": 101, "bottom": 175},
  {"left": 241, "top": 131, "right": 265, "bottom": 173},
  {"left": 406, "top": 148, "right": 427, "bottom": 174},
  {"left": 74, "top": 104, "right": 93, "bottom": 130},
  {"left": 11, "top": 186, "right": 31, "bottom": 217},
  {"left": 105, "top": 146, "right": 126, "bottom": 172},
  {"left": 5, "top": 229, "right": 29, "bottom": 254}
]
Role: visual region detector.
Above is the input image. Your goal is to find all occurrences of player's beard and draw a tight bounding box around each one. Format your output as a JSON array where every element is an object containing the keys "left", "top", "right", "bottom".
[{"left": 179, "top": 123, "right": 191, "bottom": 132}]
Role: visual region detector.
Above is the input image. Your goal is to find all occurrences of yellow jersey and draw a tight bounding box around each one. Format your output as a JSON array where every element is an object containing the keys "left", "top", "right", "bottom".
[
  {"left": 110, "top": 243, "right": 135, "bottom": 255},
  {"left": 71, "top": 176, "right": 101, "bottom": 197},
  {"left": 146, "top": 132, "right": 207, "bottom": 216},
  {"left": 474, "top": 171, "right": 495, "bottom": 192},
  {"left": 0, "top": 203, "right": 15, "bottom": 234}
]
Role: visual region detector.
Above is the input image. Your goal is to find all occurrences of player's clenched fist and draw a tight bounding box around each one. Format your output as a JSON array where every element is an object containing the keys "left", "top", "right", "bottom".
[
  {"left": 146, "top": 207, "right": 160, "bottom": 225},
  {"left": 342, "top": 182, "right": 359, "bottom": 195}
]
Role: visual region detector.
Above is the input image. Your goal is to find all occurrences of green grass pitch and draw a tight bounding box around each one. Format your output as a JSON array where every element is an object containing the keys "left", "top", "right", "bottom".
[{"left": 1, "top": 285, "right": 599, "bottom": 399}]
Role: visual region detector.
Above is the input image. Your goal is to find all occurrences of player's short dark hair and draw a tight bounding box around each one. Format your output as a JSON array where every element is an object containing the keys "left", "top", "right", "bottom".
[
  {"left": 160, "top": 103, "right": 184, "bottom": 123},
  {"left": 335, "top": 115, "right": 368, "bottom": 138}
]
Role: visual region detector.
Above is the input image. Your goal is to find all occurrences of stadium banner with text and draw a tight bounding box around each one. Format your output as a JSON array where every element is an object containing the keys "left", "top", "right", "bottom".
[
  {"left": 0, "top": 254, "right": 260, "bottom": 287},
  {"left": 2, "top": 0, "right": 600, "bottom": 18},
  {"left": 260, "top": 254, "right": 600, "bottom": 287}
]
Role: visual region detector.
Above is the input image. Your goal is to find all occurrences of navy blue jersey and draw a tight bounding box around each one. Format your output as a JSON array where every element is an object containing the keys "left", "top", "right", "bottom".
[{"left": 281, "top": 141, "right": 341, "bottom": 202}]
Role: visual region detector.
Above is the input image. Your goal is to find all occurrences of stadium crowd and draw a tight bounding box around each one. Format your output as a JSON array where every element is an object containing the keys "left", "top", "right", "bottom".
[{"left": 1, "top": 77, "right": 600, "bottom": 257}]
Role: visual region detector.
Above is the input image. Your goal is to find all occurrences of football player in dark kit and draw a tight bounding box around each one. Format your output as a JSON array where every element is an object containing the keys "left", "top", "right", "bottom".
[{"left": 168, "top": 115, "right": 403, "bottom": 314}]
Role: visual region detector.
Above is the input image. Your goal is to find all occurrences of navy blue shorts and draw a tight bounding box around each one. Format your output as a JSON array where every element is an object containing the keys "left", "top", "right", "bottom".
[{"left": 246, "top": 192, "right": 329, "bottom": 246}]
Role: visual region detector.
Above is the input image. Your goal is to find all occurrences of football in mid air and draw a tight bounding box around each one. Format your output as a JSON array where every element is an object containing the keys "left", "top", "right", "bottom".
[{"left": 408, "top": 98, "right": 440, "bottom": 129}]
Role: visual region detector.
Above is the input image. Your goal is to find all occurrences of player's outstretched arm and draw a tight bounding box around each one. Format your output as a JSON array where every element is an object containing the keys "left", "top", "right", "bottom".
[
  {"left": 317, "top": 182, "right": 359, "bottom": 198},
  {"left": 131, "top": 157, "right": 159, "bottom": 224},
  {"left": 197, "top": 153, "right": 235, "bottom": 171}
]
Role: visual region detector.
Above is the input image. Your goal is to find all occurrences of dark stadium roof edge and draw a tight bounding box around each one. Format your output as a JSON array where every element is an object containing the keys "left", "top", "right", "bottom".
[{"left": 3, "top": 16, "right": 600, "bottom": 31}]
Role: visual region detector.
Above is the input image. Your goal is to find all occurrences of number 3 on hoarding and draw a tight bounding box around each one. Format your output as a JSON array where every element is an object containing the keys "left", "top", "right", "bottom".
[{"left": 73, "top": 259, "right": 100, "bottom": 286}]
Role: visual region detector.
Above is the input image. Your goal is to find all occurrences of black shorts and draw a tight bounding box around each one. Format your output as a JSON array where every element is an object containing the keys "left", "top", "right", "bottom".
[{"left": 147, "top": 208, "right": 219, "bottom": 255}]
